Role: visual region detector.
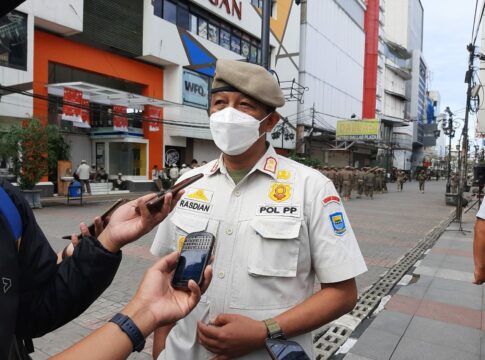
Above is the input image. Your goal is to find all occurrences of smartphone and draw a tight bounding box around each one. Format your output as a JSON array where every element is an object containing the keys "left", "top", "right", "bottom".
[
  {"left": 265, "top": 339, "right": 310, "bottom": 360},
  {"left": 145, "top": 173, "right": 204, "bottom": 214},
  {"left": 62, "top": 198, "right": 128, "bottom": 239},
  {"left": 171, "top": 231, "right": 215, "bottom": 289}
]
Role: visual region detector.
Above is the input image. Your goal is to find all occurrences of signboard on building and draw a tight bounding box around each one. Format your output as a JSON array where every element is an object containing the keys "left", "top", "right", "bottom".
[
  {"left": 145, "top": 105, "right": 162, "bottom": 132},
  {"left": 62, "top": 88, "right": 83, "bottom": 123},
  {"left": 422, "top": 123, "right": 438, "bottom": 147},
  {"left": 336, "top": 120, "right": 380, "bottom": 141},
  {"left": 74, "top": 99, "right": 91, "bottom": 128},
  {"left": 183, "top": 69, "right": 209, "bottom": 109}
]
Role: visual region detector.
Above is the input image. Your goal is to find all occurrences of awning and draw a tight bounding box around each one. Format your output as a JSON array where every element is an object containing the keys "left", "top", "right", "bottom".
[{"left": 46, "top": 82, "right": 179, "bottom": 110}]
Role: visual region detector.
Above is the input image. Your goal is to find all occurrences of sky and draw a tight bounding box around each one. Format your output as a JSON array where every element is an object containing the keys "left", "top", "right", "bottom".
[{"left": 422, "top": 0, "right": 478, "bottom": 142}]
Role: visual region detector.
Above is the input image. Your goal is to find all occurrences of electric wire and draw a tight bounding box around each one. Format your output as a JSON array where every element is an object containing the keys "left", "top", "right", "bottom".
[{"left": 473, "top": 0, "right": 485, "bottom": 47}]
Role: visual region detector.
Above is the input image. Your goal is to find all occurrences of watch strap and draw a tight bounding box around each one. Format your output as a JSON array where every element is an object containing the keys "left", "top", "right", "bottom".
[
  {"left": 263, "top": 318, "right": 286, "bottom": 340},
  {"left": 109, "top": 313, "right": 146, "bottom": 352}
]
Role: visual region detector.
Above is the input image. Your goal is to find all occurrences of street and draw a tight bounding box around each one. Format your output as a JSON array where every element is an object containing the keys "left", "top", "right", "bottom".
[{"left": 28, "top": 179, "right": 455, "bottom": 359}]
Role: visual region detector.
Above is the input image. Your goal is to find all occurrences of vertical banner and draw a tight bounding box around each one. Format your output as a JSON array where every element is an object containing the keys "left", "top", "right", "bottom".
[
  {"left": 74, "top": 99, "right": 91, "bottom": 128},
  {"left": 62, "top": 88, "right": 83, "bottom": 122},
  {"left": 113, "top": 105, "right": 128, "bottom": 132},
  {"left": 144, "top": 105, "right": 162, "bottom": 132}
]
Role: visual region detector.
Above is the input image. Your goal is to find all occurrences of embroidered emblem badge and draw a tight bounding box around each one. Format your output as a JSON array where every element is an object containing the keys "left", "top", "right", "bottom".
[
  {"left": 277, "top": 170, "right": 291, "bottom": 180},
  {"left": 269, "top": 183, "right": 291, "bottom": 202},
  {"left": 329, "top": 212, "right": 346, "bottom": 235},
  {"left": 263, "top": 157, "right": 277, "bottom": 173},
  {"left": 187, "top": 189, "right": 209, "bottom": 202},
  {"left": 322, "top": 195, "right": 341, "bottom": 206}
]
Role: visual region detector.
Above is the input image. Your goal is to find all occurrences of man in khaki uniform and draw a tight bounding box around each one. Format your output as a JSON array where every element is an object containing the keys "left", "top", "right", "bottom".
[
  {"left": 451, "top": 172, "right": 458, "bottom": 193},
  {"left": 364, "top": 168, "right": 375, "bottom": 199},
  {"left": 418, "top": 170, "right": 427, "bottom": 193},
  {"left": 327, "top": 167, "right": 337, "bottom": 187},
  {"left": 341, "top": 166, "right": 353, "bottom": 200},
  {"left": 150, "top": 60, "right": 367, "bottom": 360},
  {"left": 356, "top": 168, "right": 365, "bottom": 198},
  {"left": 397, "top": 170, "right": 407, "bottom": 192},
  {"left": 374, "top": 168, "right": 383, "bottom": 193}
]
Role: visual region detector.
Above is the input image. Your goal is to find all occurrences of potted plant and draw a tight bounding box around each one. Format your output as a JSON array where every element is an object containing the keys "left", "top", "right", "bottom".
[{"left": 4, "top": 118, "right": 48, "bottom": 208}]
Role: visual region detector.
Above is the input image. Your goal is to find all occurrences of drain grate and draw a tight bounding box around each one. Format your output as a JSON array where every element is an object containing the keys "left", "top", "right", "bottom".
[{"left": 312, "top": 211, "right": 455, "bottom": 359}]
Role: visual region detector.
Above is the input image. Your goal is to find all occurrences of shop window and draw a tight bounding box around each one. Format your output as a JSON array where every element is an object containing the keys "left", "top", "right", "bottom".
[
  {"left": 0, "top": 11, "right": 28, "bottom": 71},
  {"left": 230, "top": 34, "right": 240, "bottom": 54},
  {"left": 198, "top": 18, "right": 208, "bottom": 39},
  {"left": 220, "top": 29, "right": 231, "bottom": 50},
  {"left": 249, "top": 45, "right": 258, "bottom": 63},
  {"left": 208, "top": 23, "right": 219, "bottom": 44},
  {"left": 109, "top": 142, "right": 147, "bottom": 176},
  {"left": 241, "top": 40, "right": 250, "bottom": 59},
  {"left": 163, "top": 0, "right": 177, "bottom": 24}
]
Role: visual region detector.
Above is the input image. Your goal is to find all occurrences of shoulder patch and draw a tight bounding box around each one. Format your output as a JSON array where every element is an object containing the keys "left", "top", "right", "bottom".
[
  {"left": 264, "top": 157, "right": 277, "bottom": 173},
  {"left": 322, "top": 195, "right": 341, "bottom": 206},
  {"left": 329, "top": 211, "right": 346, "bottom": 236},
  {"left": 269, "top": 182, "right": 291, "bottom": 202}
]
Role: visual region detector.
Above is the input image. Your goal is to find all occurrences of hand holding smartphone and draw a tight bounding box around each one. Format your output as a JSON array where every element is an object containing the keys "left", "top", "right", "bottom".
[
  {"left": 171, "top": 231, "right": 215, "bottom": 290},
  {"left": 265, "top": 338, "right": 310, "bottom": 360}
]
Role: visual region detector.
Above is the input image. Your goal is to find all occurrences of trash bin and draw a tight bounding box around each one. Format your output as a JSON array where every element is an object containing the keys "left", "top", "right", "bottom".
[{"left": 68, "top": 181, "right": 82, "bottom": 204}]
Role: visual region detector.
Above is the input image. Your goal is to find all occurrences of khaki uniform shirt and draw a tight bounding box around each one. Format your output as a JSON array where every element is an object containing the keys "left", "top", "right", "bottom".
[{"left": 151, "top": 145, "right": 367, "bottom": 360}]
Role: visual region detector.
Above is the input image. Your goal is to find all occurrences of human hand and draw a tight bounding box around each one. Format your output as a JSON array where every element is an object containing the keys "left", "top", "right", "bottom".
[
  {"left": 473, "top": 267, "right": 485, "bottom": 284},
  {"left": 57, "top": 217, "right": 104, "bottom": 263},
  {"left": 122, "top": 251, "right": 213, "bottom": 335},
  {"left": 197, "top": 314, "right": 267, "bottom": 359},
  {"left": 98, "top": 192, "right": 182, "bottom": 253}
]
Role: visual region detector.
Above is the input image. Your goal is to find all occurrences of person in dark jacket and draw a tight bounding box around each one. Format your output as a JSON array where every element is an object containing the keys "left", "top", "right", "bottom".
[{"left": 0, "top": 179, "right": 186, "bottom": 359}]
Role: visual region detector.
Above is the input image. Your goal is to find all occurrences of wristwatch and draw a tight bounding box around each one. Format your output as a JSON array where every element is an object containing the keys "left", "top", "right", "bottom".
[
  {"left": 263, "top": 318, "right": 286, "bottom": 340},
  {"left": 109, "top": 313, "right": 146, "bottom": 352}
]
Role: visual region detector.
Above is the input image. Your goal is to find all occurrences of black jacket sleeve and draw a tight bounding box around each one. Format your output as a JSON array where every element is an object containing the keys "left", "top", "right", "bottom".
[{"left": 1, "top": 181, "right": 122, "bottom": 338}]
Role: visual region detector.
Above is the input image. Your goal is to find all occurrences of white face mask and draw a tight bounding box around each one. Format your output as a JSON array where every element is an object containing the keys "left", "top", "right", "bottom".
[{"left": 209, "top": 107, "right": 271, "bottom": 156}]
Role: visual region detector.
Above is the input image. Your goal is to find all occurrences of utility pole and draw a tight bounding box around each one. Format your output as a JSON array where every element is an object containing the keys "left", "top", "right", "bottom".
[
  {"left": 261, "top": 0, "right": 271, "bottom": 70},
  {"left": 456, "top": 44, "right": 475, "bottom": 224},
  {"left": 308, "top": 104, "right": 315, "bottom": 156}
]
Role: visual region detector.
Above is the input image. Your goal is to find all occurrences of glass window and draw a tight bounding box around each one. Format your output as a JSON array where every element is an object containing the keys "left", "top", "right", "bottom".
[
  {"left": 198, "top": 18, "right": 208, "bottom": 38},
  {"left": 0, "top": 11, "right": 27, "bottom": 70},
  {"left": 230, "top": 34, "right": 240, "bottom": 53},
  {"left": 257, "top": 47, "right": 262, "bottom": 64},
  {"left": 220, "top": 29, "right": 231, "bottom": 49},
  {"left": 177, "top": 6, "right": 190, "bottom": 30},
  {"left": 189, "top": 13, "right": 198, "bottom": 33},
  {"left": 163, "top": 0, "right": 177, "bottom": 24},
  {"left": 241, "top": 40, "right": 250, "bottom": 59},
  {"left": 208, "top": 23, "right": 219, "bottom": 44},
  {"left": 249, "top": 45, "right": 258, "bottom": 63}
]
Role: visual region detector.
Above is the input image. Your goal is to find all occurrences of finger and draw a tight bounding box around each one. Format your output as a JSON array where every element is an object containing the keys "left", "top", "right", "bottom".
[
  {"left": 64, "top": 243, "right": 75, "bottom": 257},
  {"left": 94, "top": 217, "right": 104, "bottom": 237},
  {"left": 200, "top": 265, "right": 213, "bottom": 294},
  {"left": 152, "top": 251, "right": 180, "bottom": 274},
  {"left": 79, "top": 222, "right": 89, "bottom": 237},
  {"left": 212, "top": 313, "right": 232, "bottom": 327},
  {"left": 197, "top": 325, "right": 223, "bottom": 353},
  {"left": 197, "top": 320, "right": 222, "bottom": 339},
  {"left": 186, "top": 279, "right": 202, "bottom": 309}
]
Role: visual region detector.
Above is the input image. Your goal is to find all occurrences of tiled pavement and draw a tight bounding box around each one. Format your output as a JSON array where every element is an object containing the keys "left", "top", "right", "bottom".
[{"left": 342, "top": 210, "right": 484, "bottom": 360}]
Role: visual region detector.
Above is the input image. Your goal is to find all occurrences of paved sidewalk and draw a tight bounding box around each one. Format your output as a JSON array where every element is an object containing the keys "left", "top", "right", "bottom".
[{"left": 341, "top": 209, "right": 483, "bottom": 360}]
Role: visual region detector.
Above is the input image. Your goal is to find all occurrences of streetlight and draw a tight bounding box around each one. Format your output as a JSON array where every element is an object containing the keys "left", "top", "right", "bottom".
[{"left": 442, "top": 107, "right": 459, "bottom": 193}]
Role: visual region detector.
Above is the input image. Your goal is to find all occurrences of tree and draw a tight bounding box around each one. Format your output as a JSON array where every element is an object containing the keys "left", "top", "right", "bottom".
[
  {"left": 4, "top": 119, "right": 49, "bottom": 190},
  {"left": 46, "top": 124, "right": 70, "bottom": 183}
]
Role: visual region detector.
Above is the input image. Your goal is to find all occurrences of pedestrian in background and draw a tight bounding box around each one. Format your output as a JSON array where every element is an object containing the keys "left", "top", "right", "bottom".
[
  {"left": 397, "top": 170, "right": 407, "bottom": 192},
  {"left": 76, "top": 160, "right": 91, "bottom": 195},
  {"left": 152, "top": 165, "right": 162, "bottom": 191},
  {"left": 168, "top": 164, "right": 179, "bottom": 185},
  {"left": 418, "top": 170, "right": 427, "bottom": 193},
  {"left": 179, "top": 163, "right": 190, "bottom": 176}
]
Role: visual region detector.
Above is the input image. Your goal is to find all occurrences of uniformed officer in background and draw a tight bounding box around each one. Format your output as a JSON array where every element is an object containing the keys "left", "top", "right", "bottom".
[
  {"left": 451, "top": 172, "right": 458, "bottom": 193},
  {"left": 364, "top": 168, "right": 375, "bottom": 199},
  {"left": 418, "top": 170, "right": 427, "bottom": 193},
  {"left": 150, "top": 59, "right": 367, "bottom": 360},
  {"left": 356, "top": 167, "right": 365, "bottom": 198},
  {"left": 397, "top": 170, "right": 407, "bottom": 192}
]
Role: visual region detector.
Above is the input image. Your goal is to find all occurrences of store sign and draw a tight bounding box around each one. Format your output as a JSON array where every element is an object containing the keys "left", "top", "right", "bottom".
[
  {"left": 145, "top": 105, "right": 162, "bottom": 132},
  {"left": 62, "top": 88, "right": 83, "bottom": 123},
  {"left": 183, "top": 70, "right": 209, "bottom": 109},
  {"left": 74, "top": 99, "right": 91, "bottom": 128},
  {"left": 113, "top": 105, "right": 128, "bottom": 132},
  {"left": 336, "top": 119, "right": 380, "bottom": 141},
  {"left": 207, "top": 0, "right": 242, "bottom": 20}
]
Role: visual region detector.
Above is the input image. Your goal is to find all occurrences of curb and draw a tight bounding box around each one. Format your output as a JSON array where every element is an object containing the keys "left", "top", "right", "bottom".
[{"left": 312, "top": 209, "right": 456, "bottom": 360}]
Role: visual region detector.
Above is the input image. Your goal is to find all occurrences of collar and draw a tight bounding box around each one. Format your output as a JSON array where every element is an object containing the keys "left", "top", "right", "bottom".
[{"left": 205, "top": 145, "right": 280, "bottom": 180}]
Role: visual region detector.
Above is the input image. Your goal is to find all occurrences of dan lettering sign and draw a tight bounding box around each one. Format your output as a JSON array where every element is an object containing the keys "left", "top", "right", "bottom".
[
  {"left": 207, "top": 0, "right": 242, "bottom": 20},
  {"left": 183, "top": 69, "right": 209, "bottom": 108}
]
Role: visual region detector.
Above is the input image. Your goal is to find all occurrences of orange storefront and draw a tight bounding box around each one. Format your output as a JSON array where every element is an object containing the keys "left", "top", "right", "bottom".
[{"left": 33, "top": 30, "right": 165, "bottom": 179}]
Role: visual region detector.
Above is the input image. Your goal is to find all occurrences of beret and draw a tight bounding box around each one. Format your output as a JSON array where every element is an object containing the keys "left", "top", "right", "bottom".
[{"left": 211, "top": 59, "right": 285, "bottom": 108}]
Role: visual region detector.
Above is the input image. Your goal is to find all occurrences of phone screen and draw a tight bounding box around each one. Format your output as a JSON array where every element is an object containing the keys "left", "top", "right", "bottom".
[
  {"left": 266, "top": 340, "right": 310, "bottom": 360},
  {"left": 172, "top": 249, "right": 208, "bottom": 284}
]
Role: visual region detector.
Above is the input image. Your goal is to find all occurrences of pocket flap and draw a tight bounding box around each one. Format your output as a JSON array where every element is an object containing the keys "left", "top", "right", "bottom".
[
  {"left": 250, "top": 217, "right": 301, "bottom": 239},
  {"left": 170, "top": 211, "right": 209, "bottom": 233}
]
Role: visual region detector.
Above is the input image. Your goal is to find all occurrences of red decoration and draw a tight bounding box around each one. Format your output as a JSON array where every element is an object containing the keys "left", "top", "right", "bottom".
[
  {"left": 144, "top": 105, "right": 162, "bottom": 132},
  {"left": 113, "top": 105, "right": 128, "bottom": 132},
  {"left": 62, "top": 88, "right": 83, "bottom": 122}
]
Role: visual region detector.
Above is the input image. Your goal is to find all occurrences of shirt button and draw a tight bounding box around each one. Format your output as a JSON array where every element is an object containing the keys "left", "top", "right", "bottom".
[
  {"left": 234, "top": 191, "right": 241, "bottom": 197},
  {"left": 226, "top": 228, "right": 233, "bottom": 235},
  {"left": 217, "top": 271, "right": 225, "bottom": 279}
]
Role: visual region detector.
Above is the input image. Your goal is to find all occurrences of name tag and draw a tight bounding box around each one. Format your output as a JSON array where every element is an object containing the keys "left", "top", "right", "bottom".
[
  {"left": 178, "top": 199, "right": 212, "bottom": 213},
  {"left": 256, "top": 204, "right": 301, "bottom": 217}
]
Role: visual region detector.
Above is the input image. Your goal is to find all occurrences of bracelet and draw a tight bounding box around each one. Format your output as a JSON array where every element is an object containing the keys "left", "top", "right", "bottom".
[{"left": 109, "top": 313, "right": 146, "bottom": 352}]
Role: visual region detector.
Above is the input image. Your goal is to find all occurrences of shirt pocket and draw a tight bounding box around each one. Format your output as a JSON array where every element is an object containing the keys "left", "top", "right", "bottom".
[
  {"left": 229, "top": 217, "right": 302, "bottom": 310},
  {"left": 247, "top": 217, "right": 301, "bottom": 277}
]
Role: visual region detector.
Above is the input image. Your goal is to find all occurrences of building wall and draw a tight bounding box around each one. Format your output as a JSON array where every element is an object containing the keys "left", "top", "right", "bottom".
[
  {"left": 383, "top": 0, "right": 408, "bottom": 47},
  {"left": 299, "top": 0, "right": 365, "bottom": 128},
  {"left": 33, "top": 30, "right": 164, "bottom": 172}
]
